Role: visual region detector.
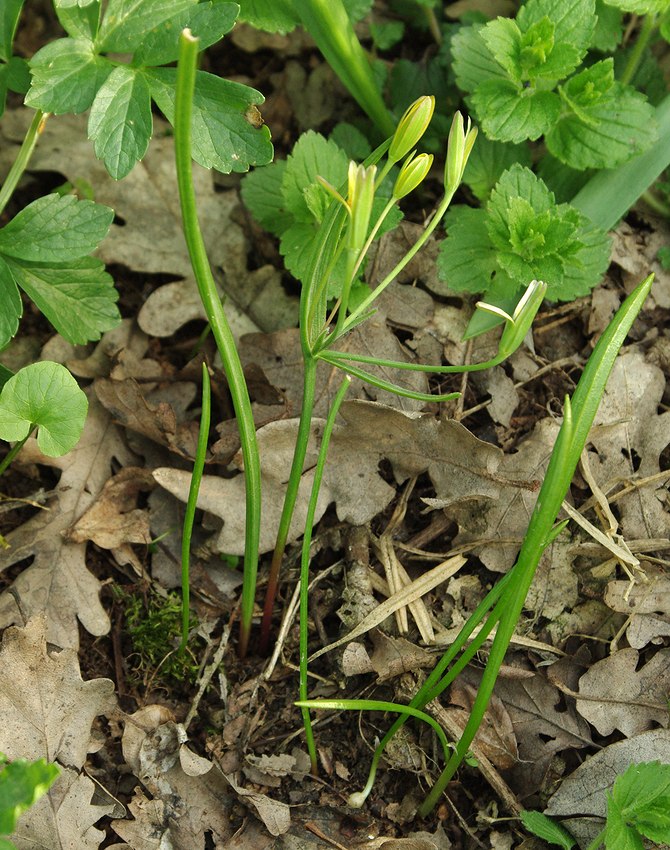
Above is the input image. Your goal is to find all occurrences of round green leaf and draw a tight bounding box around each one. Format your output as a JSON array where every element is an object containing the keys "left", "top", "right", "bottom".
[{"left": 0, "top": 362, "right": 88, "bottom": 456}]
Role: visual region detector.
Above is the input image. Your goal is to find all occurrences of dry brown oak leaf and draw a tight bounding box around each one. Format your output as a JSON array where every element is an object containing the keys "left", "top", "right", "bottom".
[
  {"left": 0, "top": 616, "right": 117, "bottom": 849},
  {"left": 0, "top": 394, "right": 135, "bottom": 648}
]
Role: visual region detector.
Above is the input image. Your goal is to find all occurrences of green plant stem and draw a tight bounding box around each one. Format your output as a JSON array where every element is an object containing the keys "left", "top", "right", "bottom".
[
  {"left": 0, "top": 110, "right": 47, "bottom": 217},
  {"left": 416, "top": 273, "right": 654, "bottom": 816},
  {"left": 292, "top": 0, "right": 394, "bottom": 137},
  {"left": 423, "top": 5, "right": 442, "bottom": 45},
  {"left": 299, "top": 376, "right": 351, "bottom": 772},
  {"left": 0, "top": 429, "right": 35, "bottom": 477},
  {"left": 175, "top": 31, "right": 261, "bottom": 659},
  {"left": 180, "top": 363, "right": 211, "bottom": 652},
  {"left": 641, "top": 188, "right": 670, "bottom": 218},
  {"left": 259, "top": 356, "right": 318, "bottom": 654},
  {"left": 620, "top": 13, "right": 657, "bottom": 87}
]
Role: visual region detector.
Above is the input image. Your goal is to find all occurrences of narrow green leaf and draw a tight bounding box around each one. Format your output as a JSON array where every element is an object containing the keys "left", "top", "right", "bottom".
[
  {"left": 27, "top": 38, "right": 111, "bottom": 114},
  {"left": 0, "top": 256, "right": 21, "bottom": 347},
  {"left": 146, "top": 68, "right": 272, "bottom": 173},
  {"left": 0, "top": 194, "right": 113, "bottom": 262},
  {"left": 0, "top": 362, "right": 88, "bottom": 456},
  {"left": 88, "top": 65, "right": 153, "bottom": 179},
  {"left": 53, "top": 0, "right": 101, "bottom": 40},
  {"left": 96, "top": 0, "right": 196, "bottom": 53},
  {"left": 133, "top": 0, "right": 238, "bottom": 66},
  {"left": 520, "top": 811, "right": 575, "bottom": 848},
  {"left": 472, "top": 79, "right": 560, "bottom": 142},
  {"left": 0, "top": 0, "right": 23, "bottom": 63},
  {"left": 8, "top": 256, "right": 120, "bottom": 344}
]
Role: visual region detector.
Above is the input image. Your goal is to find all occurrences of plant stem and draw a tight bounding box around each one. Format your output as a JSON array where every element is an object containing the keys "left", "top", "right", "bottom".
[
  {"left": 0, "top": 429, "right": 35, "bottom": 477},
  {"left": 298, "top": 375, "right": 351, "bottom": 772},
  {"left": 180, "top": 363, "right": 211, "bottom": 652},
  {"left": 423, "top": 5, "right": 442, "bottom": 45},
  {"left": 620, "top": 13, "right": 657, "bottom": 87},
  {"left": 175, "top": 31, "right": 261, "bottom": 659},
  {"left": 0, "top": 110, "right": 48, "bottom": 217},
  {"left": 641, "top": 188, "right": 670, "bottom": 218},
  {"left": 259, "top": 355, "right": 318, "bottom": 654}
]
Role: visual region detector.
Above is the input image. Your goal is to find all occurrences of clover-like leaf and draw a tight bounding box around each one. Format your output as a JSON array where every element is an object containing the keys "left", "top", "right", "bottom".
[{"left": 0, "top": 362, "right": 88, "bottom": 457}]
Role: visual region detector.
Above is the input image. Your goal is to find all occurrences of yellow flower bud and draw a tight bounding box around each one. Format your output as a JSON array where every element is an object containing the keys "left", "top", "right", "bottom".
[
  {"left": 388, "top": 95, "right": 435, "bottom": 164},
  {"left": 476, "top": 279, "right": 547, "bottom": 360},
  {"left": 346, "top": 161, "right": 376, "bottom": 251},
  {"left": 393, "top": 152, "right": 434, "bottom": 200},
  {"left": 445, "top": 111, "right": 478, "bottom": 193}
]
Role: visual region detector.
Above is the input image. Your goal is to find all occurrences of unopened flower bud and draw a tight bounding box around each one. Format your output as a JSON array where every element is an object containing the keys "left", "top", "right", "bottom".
[
  {"left": 476, "top": 279, "right": 547, "bottom": 360},
  {"left": 346, "top": 161, "right": 376, "bottom": 251},
  {"left": 445, "top": 111, "right": 477, "bottom": 193},
  {"left": 389, "top": 96, "right": 435, "bottom": 164},
  {"left": 393, "top": 152, "right": 433, "bottom": 199}
]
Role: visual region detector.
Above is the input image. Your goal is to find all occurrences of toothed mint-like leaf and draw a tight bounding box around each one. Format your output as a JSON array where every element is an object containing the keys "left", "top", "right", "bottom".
[
  {"left": 27, "top": 38, "right": 112, "bottom": 114},
  {"left": 605, "top": 762, "right": 670, "bottom": 849},
  {"left": 451, "top": 24, "right": 509, "bottom": 93},
  {"left": 132, "top": 0, "right": 238, "bottom": 67},
  {"left": 96, "top": 0, "right": 196, "bottom": 53},
  {"left": 463, "top": 135, "right": 531, "bottom": 201},
  {"left": 88, "top": 65, "right": 152, "bottom": 179},
  {"left": 147, "top": 68, "right": 272, "bottom": 173},
  {"left": 0, "top": 362, "right": 88, "bottom": 456},
  {"left": 241, "top": 160, "right": 291, "bottom": 237},
  {"left": 592, "top": 0, "right": 623, "bottom": 52},
  {"left": 438, "top": 206, "right": 503, "bottom": 296},
  {"left": 0, "top": 256, "right": 21, "bottom": 348},
  {"left": 281, "top": 131, "right": 349, "bottom": 224},
  {"left": 53, "top": 0, "right": 101, "bottom": 40},
  {"left": 602, "top": 0, "right": 668, "bottom": 10},
  {"left": 7, "top": 257, "right": 120, "bottom": 344},
  {"left": 547, "top": 59, "right": 657, "bottom": 169},
  {"left": 472, "top": 80, "right": 560, "bottom": 143},
  {"left": 0, "top": 194, "right": 113, "bottom": 263},
  {"left": 517, "top": 0, "right": 595, "bottom": 62}
]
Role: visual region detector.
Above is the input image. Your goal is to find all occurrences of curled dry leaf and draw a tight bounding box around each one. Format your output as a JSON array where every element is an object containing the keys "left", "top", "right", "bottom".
[{"left": 576, "top": 646, "right": 670, "bottom": 737}]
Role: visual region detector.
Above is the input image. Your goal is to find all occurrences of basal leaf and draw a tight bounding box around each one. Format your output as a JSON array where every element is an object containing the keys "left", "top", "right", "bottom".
[
  {"left": 7, "top": 257, "right": 120, "bottom": 344},
  {"left": 481, "top": 17, "right": 524, "bottom": 81},
  {"left": 0, "top": 0, "right": 23, "bottom": 63},
  {"left": 517, "top": 0, "right": 596, "bottom": 59},
  {"left": 133, "top": 0, "right": 238, "bottom": 67},
  {"left": 146, "top": 68, "right": 272, "bottom": 173},
  {"left": 26, "top": 38, "right": 111, "bottom": 114},
  {"left": 280, "top": 219, "right": 319, "bottom": 282},
  {"left": 451, "top": 23, "right": 509, "bottom": 94},
  {"left": 0, "top": 256, "right": 21, "bottom": 348},
  {"left": 547, "top": 60, "right": 657, "bottom": 169},
  {"left": 241, "top": 160, "right": 292, "bottom": 236},
  {"left": 472, "top": 79, "right": 560, "bottom": 143},
  {"left": 438, "top": 206, "right": 501, "bottom": 295},
  {"left": 0, "top": 194, "right": 113, "bottom": 263},
  {"left": 463, "top": 135, "right": 532, "bottom": 201},
  {"left": 53, "top": 0, "right": 101, "bottom": 40},
  {"left": 0, "top": 362, "right": 88, "bottom": 456},
  {"left": 96, "top": 0, "right": 196, "bottom": 53},
  {"left": 88, "top": 65, "right": 153, "bottom": 179}
]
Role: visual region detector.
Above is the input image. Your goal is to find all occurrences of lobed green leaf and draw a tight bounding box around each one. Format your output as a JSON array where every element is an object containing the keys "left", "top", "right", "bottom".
[
  {"left": 463, "top": 135, "right": 531, "bottom": 201},
  {"left": 451, "top": 23, "right": 509, "bottom": 94},
  {"left": 27, "top": 38, "right": 112, "bottom": 114},
  {"left": 241, "top": 160, "right": 291, "bottom": 236},
  {"left": 282, "top": 131, "right": 349, "bottom": 224},
  {"left": 7, "top": 256, "right": 120, "bottom": 344},
  {"left": 0, "top": 362, "right": 88, "bottom": 456},
  {"left": 472, "top": 80, "right": 560, "bottom": 143},
  {"left": 53, "top": 0, "right": 102, "bottom": 40},
  {"left": 0, "top": 194, "right": 113, "bottom": 263},
  {"left": 96, "top": 0, "right": 196, "bottom": 53},
  {"left": 88, "top": 65, "right": 153, "bottom": 179},
  {"left": 147, "top": 68, "right": 272, "bottom": 173}
]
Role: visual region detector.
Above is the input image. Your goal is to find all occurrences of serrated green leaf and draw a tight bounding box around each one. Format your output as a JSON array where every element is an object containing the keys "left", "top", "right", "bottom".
[
  {"left": 281, "top": 219, "right": 319, "bottom": 282},
  {"left": 547, "top": 60, "right": 657, "bottom": 169},
  {"left": 88, "top": 65, "right": 152, "bottom": 179},
  {"left": 0, "top": 194, "right": 113, "bottom": 263},
  {"left": 237, "top": 0, "right": 299, "bottom": 33},
  {"left": 611, "top": 762, "right": 670, "bottom": 818},
  {"left": 0, "top": 362, "right": 88, "bottom": 456},
  {"left": 26, "top": 38, "right": 112, "bottom": 114},
  {"left": 472, "top": 79, "right": 560, "bottom": 142},
  {"left": 0, "top": 0, "right": 23, "bottom": 63},
  {"left": 602, "top": 0, "right": 668, "bottom": 11},
  {"left": 592, "top": 0, "right": 623, "bottom": 51},
  {"left": 481, "top": 17, "right": 525, "bottom": 80},
  {"left": 517, "top": 0, "right": 596, "bottom": 60},
  {"left": 146, "top": 68, "right": 272, "bottom": 173},
  {"left": 370, "top": 20, "right": 405, "bottom": 51},
  {"left": 451, "top": 23, "right": 509, "bottom": 94},
  {"left": 7, "top": 257, "right": 120, "bottom": 344},
  {"left": 463, "top": 134, "right": 531, "bottom": 201},
  {"left": 54, "top": 0, "right": 101, "bottom": 40},
  {"left": 96, "top": 0, "right": 196, "bottom": 53},
  {"left": 605, "top": 798, "right": 645, "bottom": 850},
  {"left": 520, "top": 810, "right": 575, "bottom": 848},
  {"left": 241, "top": 160, "right": 291, "bottom": 236},
  {"left": 0, "top": 256, "right": 21, "bottom": 348},
  {"left": 133, "top": 0, "right": 238, "bottom": 67},
  {"left": 281, "top": 131, "right": 349, "bottom": 223},
  {"left": 438, "top": 206, "right": 501, "bottom": 294},
  {"left": 329, "top": 123, "right": 371, "bottom": 160}
]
